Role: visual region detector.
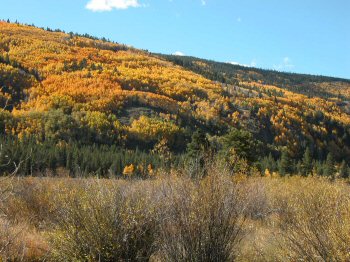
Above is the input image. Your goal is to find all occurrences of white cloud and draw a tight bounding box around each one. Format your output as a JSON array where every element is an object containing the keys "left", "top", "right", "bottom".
[
  {"left": 228, "top": 59, "right": 257, "bottom": 68},
  {"left": 273, "top": 56, "right": 295, "bottom": 70},
  {"left": 237, "top": 17, "right": 242, "bottom": 22},
  {"left": 229, "top": 61, "right": 249, "bottom": 67},
  {"left": 173, "top": 51, "right": 185, "bottom": 56},
  {"left": 86, "top": 0, "right": 141, "bottom": 11}
]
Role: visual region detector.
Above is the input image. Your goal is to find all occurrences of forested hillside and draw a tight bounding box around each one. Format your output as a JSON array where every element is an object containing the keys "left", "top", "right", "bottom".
[
  {"left": 157, "top": 54, "right": 350, "bottom": 101},
  {"left": 0, "top": 20, "right": 349, "bottom": 177}
]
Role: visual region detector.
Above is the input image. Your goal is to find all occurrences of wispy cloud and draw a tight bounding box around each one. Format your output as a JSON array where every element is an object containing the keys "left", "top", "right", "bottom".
[
  {"left": 273, "top": 57, "right": 294, "bottom": 70},
  {"left": 237, "top": 17, "right": 242, "bottom": 23},
  {"left": 228, "top": 59, "right": 257, "bottom": 68},
  {"left": 173, "top": 51, "right": 185, "bottom": 56},
  {"left": 228, "top": 61, "right": 248, "bottom": 67},
  {"left": 86, "top": 0, "right": 142, "bottom": 12}
]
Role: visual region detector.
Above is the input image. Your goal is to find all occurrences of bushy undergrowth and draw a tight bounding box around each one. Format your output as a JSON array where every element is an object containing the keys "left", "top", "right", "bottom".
[
  {"left": 1, "top": 168, "right": 350, "bottom": 261},
  {"left": 272, "top": 178, "right": 350, "bottom": 261}
]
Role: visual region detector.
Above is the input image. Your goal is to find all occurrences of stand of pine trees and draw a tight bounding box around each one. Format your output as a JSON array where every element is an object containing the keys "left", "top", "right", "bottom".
[
  {"left": 0, "top": 136, "right": 182, "bottom": 177},
  {"left": 0, "top": 132, "right": 349, "bottom": 178},
  {"left": 259, "top": 149, "right": 349, "bottom": 178}
]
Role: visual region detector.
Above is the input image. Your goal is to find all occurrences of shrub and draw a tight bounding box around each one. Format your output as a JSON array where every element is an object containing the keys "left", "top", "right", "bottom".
[
  {"left": 274, "top": 178, "right": 350, "bottom": 261},
  {"left": 156, "top": 169, "right": 250, "bottom": 261},
  {"left": 49, "top": 180, "right": 158, "bottom": 261}
]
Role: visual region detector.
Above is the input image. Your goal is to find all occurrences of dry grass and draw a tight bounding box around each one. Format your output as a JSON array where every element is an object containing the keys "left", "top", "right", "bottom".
[{"left": 0, "top": 169, "right": 350, "bottom": 261}]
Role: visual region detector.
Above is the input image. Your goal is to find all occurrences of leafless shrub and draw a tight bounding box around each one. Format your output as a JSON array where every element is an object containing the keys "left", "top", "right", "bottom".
[
  {"left": 0, "top": 218, "right": 48, "bottom": 261},
  {"left": 4, "top": 178, "right": 61, "bottom": 228},
  {"left": 2, "top": 162, "right": 350, "bottom": 261},
  {"left": 155, "top": 168, "right": 250, "bottom": 261},
  {"left": 240, "top": 178, "right": 270, "bottom": 220},
  {"left": 0, "top": 218, "right": 26, "bottom": 261},
  {"left": 49, "top": 179, "right": 159, "bottom": 261},
  {"left": 274, "top": 178, "right": 350, "bottom": 261},
  {"left": 0, "top": 144, "right": 41, "bottom": 260}
]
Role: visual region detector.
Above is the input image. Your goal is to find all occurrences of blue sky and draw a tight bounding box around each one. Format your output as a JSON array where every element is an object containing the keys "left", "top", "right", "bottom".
[{"left": 1, "top": 0, "right": 349, "bottom": 79}]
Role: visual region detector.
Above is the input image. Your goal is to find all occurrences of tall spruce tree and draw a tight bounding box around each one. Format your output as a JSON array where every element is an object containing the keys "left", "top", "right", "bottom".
[
  {"left": 220, "top": 128, "right": 259, "bottom": 163},
  {"left": 186, "top": 129, "right": 210, "bottom": 159},
  {"left": 278, "top": 150, "right": 290, "bottom": 176},
  {"left": 301, "top": 147, "right": 313, "bottom": 176},
  {"left": 267, "top": 153, "right": 277, "bottom": 171},
  {"left": 314, "top": 160, "right": 323, "bottom": 176},
  {"left": 186, "top": 129, "right": 211, "bottom": 177},
  {"left": 324, "top": 153, "right": 336, "bottom": 177}
]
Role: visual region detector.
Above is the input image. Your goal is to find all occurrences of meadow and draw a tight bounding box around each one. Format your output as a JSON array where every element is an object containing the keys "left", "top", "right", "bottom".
[{"left": 1, "top": 163, "right": 350, "bottom": 261}]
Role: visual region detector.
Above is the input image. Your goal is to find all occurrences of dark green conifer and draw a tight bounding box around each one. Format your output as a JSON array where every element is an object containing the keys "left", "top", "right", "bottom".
[
  {"left": 324, "top": 153, "right": 336, "bottom": 178},
  {"left": 301, "top": 147, "right": 313, "bottom": 176},
  {"left": 278, "top": 150, "right": 290, "bottom": 176}
]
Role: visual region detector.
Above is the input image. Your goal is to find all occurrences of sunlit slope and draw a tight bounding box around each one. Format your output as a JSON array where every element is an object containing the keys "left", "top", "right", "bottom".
[
  {"left": 158, "top": 54, "right": 350, "bottom": 101},
  {"left": 0, "top": 21, "right": 349, "bottom": 160},
  {"left": 156, "top": 54, "right": 350, "bottom": 159}
]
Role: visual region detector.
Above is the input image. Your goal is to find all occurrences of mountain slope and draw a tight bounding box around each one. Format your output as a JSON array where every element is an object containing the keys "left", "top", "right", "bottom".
[
  {"left": 0, "top": 21, "right": 350, "bottom": 162},
  {"left": 156, "top": 54, "right": 350, "bottom": 102}
]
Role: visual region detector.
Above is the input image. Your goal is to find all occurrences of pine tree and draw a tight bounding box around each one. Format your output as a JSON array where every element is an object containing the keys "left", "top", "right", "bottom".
[
  {"left": 314, "top": 160, "right": 323, "bottom": 176},
  {"left": 66, "top": 150, "right": 73, "bottom": 172},
  {"left": 220, "top": 128, "right": 259, "bottom": 163},
  {"left": 324, "top": 153, "right": 336, "bottom": 178},
  {"left": 267, "top": 153, "right": 277, "bottom": 171},
  {"left": 301, "top": 147, "right": 312, "bottom": 176},
  {"left": 259, "top": 153, "right": 276, "bottom": 174},
  {"left": 278, "top": 150, "right": 290, "bottom": 176},
  {"left": 186, "top": 129, "right": 210, "bottom": 159}
]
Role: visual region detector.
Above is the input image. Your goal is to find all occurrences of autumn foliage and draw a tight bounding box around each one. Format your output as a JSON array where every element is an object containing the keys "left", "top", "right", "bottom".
[{"left": 0, "top": 20, "right": 350, "bottom": 162}]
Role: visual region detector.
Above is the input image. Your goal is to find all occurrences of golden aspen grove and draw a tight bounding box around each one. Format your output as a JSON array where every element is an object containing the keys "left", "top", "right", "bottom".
[{"left": 1, "top": 21, "right": 349, "bottom": 163}]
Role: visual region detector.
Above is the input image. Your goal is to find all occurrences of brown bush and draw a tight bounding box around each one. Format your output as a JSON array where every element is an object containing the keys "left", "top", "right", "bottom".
[
  {"left": 1, "top": 170, "right": 350, "bottom": 261},
  {"left": 274, "top": 178, "right": 350, "bottom": 261},
  {"left": 154, "top": 170, "right": 251, "bottom": 261},
  {"left": 0, "top": 177, "right": 50, "bottom": 261},
  {"left": 49, "top": 179, "right": 159, "bottom": 261},
  {"left": 0, "top": 218, "right": 48, "bottom": 261}
]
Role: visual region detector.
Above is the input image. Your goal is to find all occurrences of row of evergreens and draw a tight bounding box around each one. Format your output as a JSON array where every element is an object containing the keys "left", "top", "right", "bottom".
[
  {"left": 0, "top": 131, "right": 349, "bottom": 178},
  {"left": 0, "top": 136, "right": 184, "bottom": 177}
]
